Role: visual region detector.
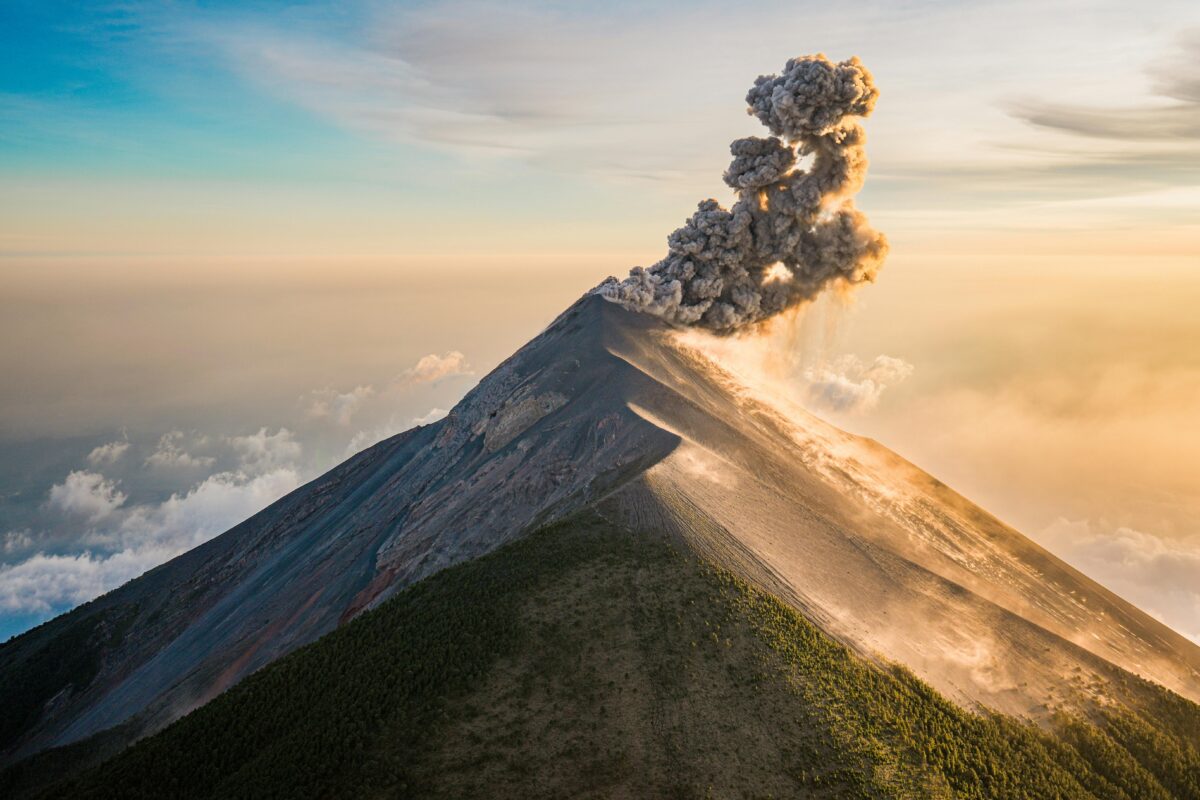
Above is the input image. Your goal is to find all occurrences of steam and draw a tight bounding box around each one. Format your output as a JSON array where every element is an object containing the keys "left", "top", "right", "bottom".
[{"left": 598, "top": 54, "right": 887, "bottom": 332}]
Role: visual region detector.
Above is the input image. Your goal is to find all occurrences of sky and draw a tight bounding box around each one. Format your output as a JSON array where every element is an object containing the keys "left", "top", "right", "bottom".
[{"left": 1, "top": 0, "right": 1198, "bottom": 642}]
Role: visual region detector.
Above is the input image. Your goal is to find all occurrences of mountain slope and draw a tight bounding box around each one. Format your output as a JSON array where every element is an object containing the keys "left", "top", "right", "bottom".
[
  {"left": 593, "top": 298, "right": 1200, "bottom": 716},
  {"left": 10, "top": 512, "right": 1199, "bottom": 800},
  {"left": 1, "top": 292, "right": 1198, "bottom": 775},
  {"left": 0, "top": 294, "right": 677, "bottom": 764}
]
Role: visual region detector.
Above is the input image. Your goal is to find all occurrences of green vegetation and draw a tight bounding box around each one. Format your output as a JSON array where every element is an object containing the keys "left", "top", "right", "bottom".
[{"left": 8, "top": 513, "right": 1200, "bottom": 799}]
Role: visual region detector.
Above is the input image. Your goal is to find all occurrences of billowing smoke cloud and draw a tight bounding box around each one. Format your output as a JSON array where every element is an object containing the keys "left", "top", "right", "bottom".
[{"left": 598, "top": 54, "right": 887, "bottom": 332}]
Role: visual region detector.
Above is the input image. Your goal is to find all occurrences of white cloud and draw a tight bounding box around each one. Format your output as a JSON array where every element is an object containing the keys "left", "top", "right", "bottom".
[
  {"left": 2, "top": 343, "right": 476, "bottom": 629},
  {"left": 2, "top": 467, "right": 302, "bottom": 617},
  {"left": 399, "top": 351, "right": 472, "bottom": 385},
  {"left": 303, "top": 385, "right": 374, "bottom": 425},
  {"left": 410, "top": 406, "right": 449, "bottom": 426},
  {"left": 343, "top": 407, "right": 449, "bottom": 458},
  {"left": 301, "top": 351, "right": 469, "bottom": 436},
  {"left": 47, "top": 471, "right": 127, "bottom": 522},
  {"left": 3, "top": 420, "right": 310, "bottom": 622},
  {"left": 1038, "top": 518, "right": 1200, "bottom": 644},
  {"left": 0, "top": 547, "right": 175, "bottom": 615},
  {"left": 87, "top": 440, "right": 130, "bottom": 466},
  {"left": 145, "top": 430, "right": 216, "bottom": 469},
  {"left": 802, "top": 355, "right": 914, "bottom": 415},
  {"left": 227, "top": 427, "right": 301, "bottom": 474},
  {"left": 3, "top": 530, "right": 33, "bottom": 555},
  {"left": 116, "top": 467, "right": 301, "bottom": 551}
]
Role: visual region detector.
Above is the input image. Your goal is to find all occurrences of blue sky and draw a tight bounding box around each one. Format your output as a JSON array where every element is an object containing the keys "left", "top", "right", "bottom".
[{"left": 4, "top": 0, "right": 1198, "bottom": 258}]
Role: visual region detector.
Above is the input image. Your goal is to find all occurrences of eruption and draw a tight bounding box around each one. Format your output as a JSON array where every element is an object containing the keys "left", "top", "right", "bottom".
[{"left": 598, "top": 54, "right": 888, "bottom": 333}]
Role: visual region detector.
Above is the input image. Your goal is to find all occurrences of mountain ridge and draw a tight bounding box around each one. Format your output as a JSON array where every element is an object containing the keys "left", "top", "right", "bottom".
[
  {"left": 1, "top": 292, "right": 1197, "bottom": 776},
  {"left": 9, "top": 511, "right": 1199, "bottom": 799}
]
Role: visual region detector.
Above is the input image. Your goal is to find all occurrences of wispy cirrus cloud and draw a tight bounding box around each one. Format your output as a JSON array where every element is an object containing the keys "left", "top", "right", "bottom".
[
  {"left": 194, "top": 2, "right": 773, "bottom": 180},
  {"left": 1010, "top": 32, "right": 1200, "bottom": 143}
]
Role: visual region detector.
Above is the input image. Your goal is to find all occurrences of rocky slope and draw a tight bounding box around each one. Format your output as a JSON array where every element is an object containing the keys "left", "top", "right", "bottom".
[
  {"left": 1, "top": 292, "right": 1197, "bottom": 776},
  {"left": 10, "top": 514, "right": 1200, "bottom": 799}
]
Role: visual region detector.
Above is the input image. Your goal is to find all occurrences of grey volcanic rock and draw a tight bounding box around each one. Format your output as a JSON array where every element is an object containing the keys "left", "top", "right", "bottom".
[
  {"left": 481, "top": 391, "right": 568, "bottom": 452},
  {"left": 2, "top": 292, "right": 1199, "bottom": 768}
]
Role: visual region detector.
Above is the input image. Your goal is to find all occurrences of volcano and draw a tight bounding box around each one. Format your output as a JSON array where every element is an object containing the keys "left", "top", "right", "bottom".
[{"left": 3, "top": 294, "right": 1199, "bottom": 798}]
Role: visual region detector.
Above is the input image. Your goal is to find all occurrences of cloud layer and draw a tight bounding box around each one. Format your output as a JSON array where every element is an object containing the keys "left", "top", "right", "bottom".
[
  {"left": 3, "top": 458, "right": 301, "bottom": 617},
  {"left": 1011, "top": 33, "right": 1200, "bottom": 142},
  {"left": 1, "top": 348, "right": 477, "bottom": 633}
]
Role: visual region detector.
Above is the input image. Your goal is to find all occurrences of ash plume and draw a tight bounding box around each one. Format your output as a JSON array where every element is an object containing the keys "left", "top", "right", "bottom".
[{"left": 597, "top": 54, "right": 888, "bottom": 332}]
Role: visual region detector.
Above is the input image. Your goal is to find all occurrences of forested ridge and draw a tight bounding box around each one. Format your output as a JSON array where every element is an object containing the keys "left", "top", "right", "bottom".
[{"left": 4, "top": 512, "right": 1198, "bottom": 799}]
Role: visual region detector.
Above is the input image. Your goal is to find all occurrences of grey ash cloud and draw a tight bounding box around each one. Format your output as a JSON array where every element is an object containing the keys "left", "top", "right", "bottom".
[{"left": 598, "top": 54, "right": 888, "bottom": 332}]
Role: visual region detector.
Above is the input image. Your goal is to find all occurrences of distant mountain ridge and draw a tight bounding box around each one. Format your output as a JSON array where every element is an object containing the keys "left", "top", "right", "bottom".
[{"left": 1, "top": 293, "right": 1198, "bottom": 791}]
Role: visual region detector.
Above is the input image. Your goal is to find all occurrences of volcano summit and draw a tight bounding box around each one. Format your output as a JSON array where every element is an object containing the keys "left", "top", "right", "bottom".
[
  {"left": 1, "top": 54, "right": 1198, "bottom": 800},
  {"left": 2, "top": 294, "right": 1199, "bottom": 798}
]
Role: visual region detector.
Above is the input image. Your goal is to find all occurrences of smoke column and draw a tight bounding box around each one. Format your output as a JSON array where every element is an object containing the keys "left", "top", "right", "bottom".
[{"left": 597, "top": 54, "right": 888, "bottom": 332}]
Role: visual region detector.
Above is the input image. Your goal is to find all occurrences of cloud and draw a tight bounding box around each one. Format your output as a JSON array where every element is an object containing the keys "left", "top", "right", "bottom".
[
  {"left": 2, "top": 467, "right": 302, "bottom": 618},
  {"left": 2, "top": 339, "right": 478, "bottom": 631},
  {"left": 410, "top": 406, "right": 449, "bottom": 426},
  {"left": 802, "top": 355, "right": 914, "bottom": 415},
  {"left": 1011, "top": 33, "right": 1200, "bottom": 143},
  {"left": 344, "top": 407, "right": 448, "bottom": 457},
  {"left": 47, "top": 471, "right": 126, "bottom": 522},
  {"left": 227, "top": 427, "right": 301, "bottom": 474},
  {"left": 3, "top": 417, "right": 310, "bottom": 621},
  {"left": 3, "top": 530, "right": 33, "bottom": 555},
  {"left": 145, "top": 430, "right": 216, "bottom": 469},
  {"left": 195, "top": 2, "right": 791, "bottom": 180},
  {"left": 303, "top": 385, "right": 374, "bottom": 425},
  {"left": 115, "top": 467, "right": 301, "bottom": 552},
  {"left": 399, "top": 351, "right": 472, "bottom": 385},
  {"left": 0, "top": 547, "right": 174, "bottom": 615},
  {"left": 1037, "top": 518, "right": 1200, "bottom": 644},
  {"left": 301, "top": 351, "right": 469, "bottom": 442},
  {"left": 87, "top": 440, "right": 130, "bottom": 466},
  {"left": 1010, "top": 103, "right": 1200, "bottom": 143}
]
